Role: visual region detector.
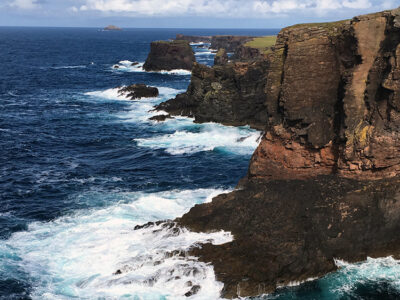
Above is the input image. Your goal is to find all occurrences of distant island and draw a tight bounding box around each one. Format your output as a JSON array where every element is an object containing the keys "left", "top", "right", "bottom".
[{"left": 104, "top": 25, "right": 122, "bottom": 31}]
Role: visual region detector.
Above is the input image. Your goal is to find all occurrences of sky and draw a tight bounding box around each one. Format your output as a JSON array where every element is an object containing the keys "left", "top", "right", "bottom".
[{"left": 0, "top": 0, "right": 399, "bottom": 28}]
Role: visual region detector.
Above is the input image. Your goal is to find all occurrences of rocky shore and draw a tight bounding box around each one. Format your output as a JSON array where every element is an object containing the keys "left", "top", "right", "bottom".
[{"left": 170, "top": 7, "right": 400, "bottom": 298}]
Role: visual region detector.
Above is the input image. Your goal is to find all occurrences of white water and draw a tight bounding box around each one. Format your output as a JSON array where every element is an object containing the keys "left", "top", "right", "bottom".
[
  {"left": 135, "top": 122, "right": 261, "bottom": 155},
  {"left": 112, "top": 60, "right": 192, "bottom": 75},
  {"left": 85, "top": 86, "right": 262, "bottom": 156},
  {"left": 0, "top": 189, "right": 233, "bottom": 299}
]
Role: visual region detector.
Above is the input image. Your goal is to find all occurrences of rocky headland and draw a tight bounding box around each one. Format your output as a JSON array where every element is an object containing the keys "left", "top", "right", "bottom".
[
  {"left": 143, "top": 40, "right": 196, "bottom": 71},
  {"left": 210, "top": 35, "right": 255, "bottom": 52},
  {"left": 155, "top": 60, "right": 269, "bottom": 130},
  {"left": 167, "top": 7, "right": 400, "bottom": 298},
  {"left": 175, "top": 34, "right": 212, "bottom": 44}
]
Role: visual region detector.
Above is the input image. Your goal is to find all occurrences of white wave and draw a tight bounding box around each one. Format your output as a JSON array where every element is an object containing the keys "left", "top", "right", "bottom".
[
  {"left": 51, "top": 65, "right": 87, "bottom": 70},
  {"left": 135, "top": 122, "right": 262, "bottom": 155},
  {"left": 85, "top": 87, "right": 129, "bottom": 100},
  {"left": 330, "top": 257, "right": 400, "bottom": 295},
  {"left": 195, "top": 51, "right": 214, "bottom": 56},
  {"left": 0, "top": 188, "right": 232, "bottom": 300},
  {"left": 112, "top": 60, "right": 191, "bottom": 75}
]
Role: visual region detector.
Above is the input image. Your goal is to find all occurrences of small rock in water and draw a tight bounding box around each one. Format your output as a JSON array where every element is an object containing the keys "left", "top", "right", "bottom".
[
  {"left": 149, "top": 114, "right": 173, "bottom": 122},
  {"left": 131, "top": 62, "right": 139, "bottom": 66},
  {"left": 118, "top": 84, "right": 159, "bottom": 100},
  {"left": 184, "top": 285, "right": 201, "bottom": 297}
]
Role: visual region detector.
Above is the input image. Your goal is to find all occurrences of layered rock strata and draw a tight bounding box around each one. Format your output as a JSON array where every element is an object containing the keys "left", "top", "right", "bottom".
[{"left": 175, "top": 8, "right": 400, "bottom": 298}]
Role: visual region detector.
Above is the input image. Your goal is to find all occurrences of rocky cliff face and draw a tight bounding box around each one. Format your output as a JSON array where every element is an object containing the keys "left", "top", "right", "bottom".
[
  {"left": 143, "top": 40, "right": 195, "bottom": 71},
  {"left": 210, "top": 35, "right": 254, "bottom": 52},
  {"left": 249, "top": 9, "right": 400, "bottom": 180},
  {"left": 155, "top": 60, "right": 269, "bottom": 130},
  {"left": 176, "top": 8, "right": 400, "bottom": 298}
]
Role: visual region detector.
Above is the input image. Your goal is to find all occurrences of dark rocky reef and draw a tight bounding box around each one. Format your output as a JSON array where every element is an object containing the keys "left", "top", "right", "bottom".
[
  {"left": 175, "top": 34, "right": 211, "bottom": 43},
  {"left": 155, "top": 61, "right": 269, "bottom": 130},
  {"left": 210, "top": 35, "right": 254, "bottom": 52},
  {"left": 175, "top": 7, "right": 400, "bottom": 298},
  {"left": 118, "top": 84, "right": 159, "bottom": 100},
  {"left": 143, "top": 40, "right": 195, "bottom": 71}
]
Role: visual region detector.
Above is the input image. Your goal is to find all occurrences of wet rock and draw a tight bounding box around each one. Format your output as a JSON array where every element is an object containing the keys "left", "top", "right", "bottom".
[
  {"left": 184, "top": 285, "right": 201, "bottom": 297},
  {"left": 130, "top": 61, "right": 139, "bottom": 66},
  {"left": 149, "top": 114, "right": 173, "bottom": 122},
  {"left": 143, "top": 40, "right": 195, "bottom": 71},
  {"left": 118, "top": 84, "right": 159, "bottom": 100}
]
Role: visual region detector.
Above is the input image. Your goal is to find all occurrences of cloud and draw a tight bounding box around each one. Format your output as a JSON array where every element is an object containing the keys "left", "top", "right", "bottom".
[
  {"left": 9, "top": 0, "right": 39, "bottom": 9},
  {"left": 76, "top": 0, "right": 377, "bottom": 17}
]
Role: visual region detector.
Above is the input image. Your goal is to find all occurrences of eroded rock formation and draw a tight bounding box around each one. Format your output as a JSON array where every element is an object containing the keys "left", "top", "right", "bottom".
[
  {"left": 175, "top": 8, "right": 400, "bottom": 298},
  {"left": 155, "top": 61, "right": 269, "bottom": 130},
  {"left": 143, "top": 40, "right": 195, "bottom": 71}
]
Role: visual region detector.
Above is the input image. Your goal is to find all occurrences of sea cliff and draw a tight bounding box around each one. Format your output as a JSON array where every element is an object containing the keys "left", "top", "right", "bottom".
[{"left": 174, "top": 7, "right": 400, "bottom": 298}]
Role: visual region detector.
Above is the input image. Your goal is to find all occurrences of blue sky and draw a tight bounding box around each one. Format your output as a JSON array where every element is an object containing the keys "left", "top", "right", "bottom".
[{"left": 0, "top": 0, "right": 398, "bottom": 28}]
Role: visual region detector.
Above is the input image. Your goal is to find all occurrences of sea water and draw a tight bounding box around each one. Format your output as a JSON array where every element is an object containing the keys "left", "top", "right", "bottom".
[{"left": 1, "top": 27, "right": 399, "bottom": 300}]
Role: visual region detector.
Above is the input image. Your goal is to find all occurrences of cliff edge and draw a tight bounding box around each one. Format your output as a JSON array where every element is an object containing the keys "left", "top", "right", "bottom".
[{"left": 177, "top": 8, "right": 400, "bottom": 298}]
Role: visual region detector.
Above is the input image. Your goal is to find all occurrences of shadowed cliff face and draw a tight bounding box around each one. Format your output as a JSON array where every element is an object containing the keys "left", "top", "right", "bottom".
[
  {"left": 156, "top": 61, "right": 269, "bottom": 130},
  {"left": 177, "top": 8, "right": 400, "bottom": 299},
  {"left": 143, "top": 40, "right": 195, "bottom": 71}
]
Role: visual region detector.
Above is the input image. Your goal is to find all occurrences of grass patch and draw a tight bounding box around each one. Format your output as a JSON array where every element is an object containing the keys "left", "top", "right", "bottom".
[{"left": 244, "top": 36, "right": 277, "bottom": 49}]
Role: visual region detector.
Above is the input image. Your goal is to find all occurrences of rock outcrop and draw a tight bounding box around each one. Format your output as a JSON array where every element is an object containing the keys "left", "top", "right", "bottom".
[
  {"left": 210, "top": 35, "right": 254, "bottom": 52},
  {"left": 118, "top": 84, "right": 159, "bottom": 100},
  {"left": 104, "top": 25, "right": 121, "bottom": 31},
  {"left": 213, "top": 48, "right": 228, "bottom": 65},
  {"left": 155, "top": 61, "right": 269, "bottom": 130},
  {"left": 175, "top": 7, "right": 400, "bottom": 298},
  {"left": 143, "top": 40, "right": 195, "bottom": 71},
  {"left": 175, "top": 34, "right": 211, "bottom": 43}
]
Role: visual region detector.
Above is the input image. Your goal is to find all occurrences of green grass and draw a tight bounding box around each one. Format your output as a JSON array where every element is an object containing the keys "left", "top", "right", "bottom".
[{"left": 244, "top": 36, "right": 277, "bottom": 50}]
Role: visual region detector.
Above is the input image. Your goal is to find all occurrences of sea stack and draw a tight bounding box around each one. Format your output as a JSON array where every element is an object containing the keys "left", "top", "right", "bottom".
[
  {"left": 175, "top": 8, "right": 400, "bottom": 298},
  {"left": 143, "top": 40, "right": 195, "bottom": 72}
]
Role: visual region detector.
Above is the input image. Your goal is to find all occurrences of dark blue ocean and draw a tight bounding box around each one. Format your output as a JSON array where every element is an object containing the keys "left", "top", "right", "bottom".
[{"left": 1, "top": 27, "right": 399, "bottom": 300}]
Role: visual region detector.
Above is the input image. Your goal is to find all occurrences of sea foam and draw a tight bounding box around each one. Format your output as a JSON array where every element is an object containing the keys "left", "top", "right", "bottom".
[
  {"left": 0, "top": 189, "right": 232, "bottom": 299},
  {"left": 112, "top": 60, "right": 191, "bottom": 75}
]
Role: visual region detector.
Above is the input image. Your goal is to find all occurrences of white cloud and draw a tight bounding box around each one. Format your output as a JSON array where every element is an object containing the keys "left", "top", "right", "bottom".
[
  {"left": 75, "top": 0, "right": 377, "bottom": 17},
  {"left": 9, "top": 0, "right": 39, "bottom": 9}
]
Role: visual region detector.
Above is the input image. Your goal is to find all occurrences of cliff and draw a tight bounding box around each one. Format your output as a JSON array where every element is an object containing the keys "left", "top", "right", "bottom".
[
  {"left": 155, "top": 61, "right": 269, "bottom": 130},
  {"left": 175, "top": 34, "right": 211, "bottom": 43},
  {"left": 176, "top": 7, "right": 400, "bottom": 298},
  {"left": 143, "top": 40, "right": 195, "bottom": 71},
  {"left": 210, "top": 35, "right": 254, "bottom": 52}
]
